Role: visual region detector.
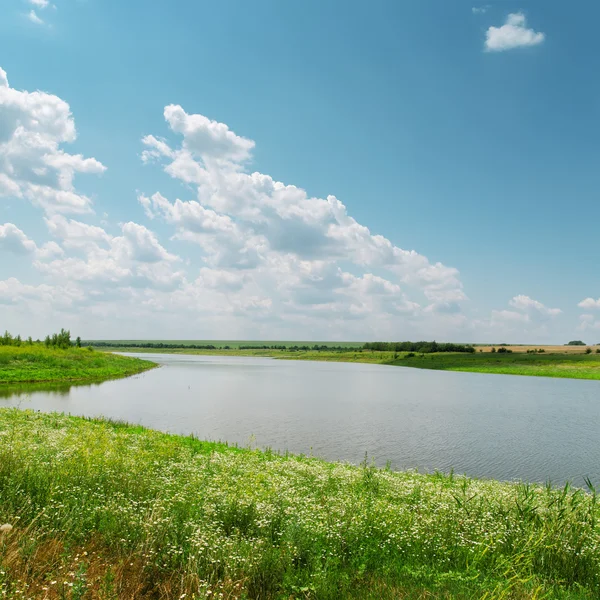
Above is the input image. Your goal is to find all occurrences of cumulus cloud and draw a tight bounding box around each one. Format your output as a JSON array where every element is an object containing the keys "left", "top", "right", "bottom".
[
  {"left": 137, "top": 105, "right": 468, "bottom": 334},
  {"left": 485, "top": 13, "right": 545, "bottom": 52},
  {"left": 509, "top": 295, "right": 561, "bottom": 317},
  {"left": 0, "top": 66, "right": 106, "bottom": 214},
  {"left": 0, "top": 222, "right": 64, "bottom": 259},
  {"left": 27, "top": 10, "right": 44, "bottom": 25},
  {"left": 579, "top": 314, "right": 600, "bottom": 332},
  {"left": 0, "top": 223, "right": 37, "bottom": 254},
  {"left": 477, "top": 295, "right": 562, "bottom": 341},
  {"left": 578, "top": 297, "right": 600, "bottom": 310},
  {"left": 37, "top": 218, "right": 182, "bottom": 290}
]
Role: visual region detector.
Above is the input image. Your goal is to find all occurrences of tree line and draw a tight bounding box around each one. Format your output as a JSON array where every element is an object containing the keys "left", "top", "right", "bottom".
[
  {"left": 363, "top": 341, "right": 476, "bottom": 353},
  {"left": 1, "top": 329, "right": 81, "bottom": 349}
]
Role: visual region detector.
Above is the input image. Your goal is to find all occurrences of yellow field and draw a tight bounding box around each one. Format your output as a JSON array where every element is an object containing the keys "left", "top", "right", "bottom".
[{"left": 475, "top": 345, "right": 597, "bottom": 354}]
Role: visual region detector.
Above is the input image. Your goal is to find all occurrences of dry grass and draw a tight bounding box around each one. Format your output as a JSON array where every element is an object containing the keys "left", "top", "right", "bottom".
[{"left": 475, "top": 345, "right": 597, "bottom": 354}]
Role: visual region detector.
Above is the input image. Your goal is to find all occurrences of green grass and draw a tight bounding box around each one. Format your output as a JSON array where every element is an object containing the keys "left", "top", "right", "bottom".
[
  {"left": 0, "top": 345, "right": 156, "bottom": 385},
  {"left": 389, "top": 352, "right": 600, "bottom": 380},
  {"left": 1, "top": 409, "right": 599, "bottom": 599}
]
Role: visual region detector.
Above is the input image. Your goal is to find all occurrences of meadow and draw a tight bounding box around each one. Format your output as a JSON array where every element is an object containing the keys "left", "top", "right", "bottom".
[
  {"left": 1, "top": 408, "right": 600, "bottom": 599},
  {"left": 0, "top": 345, "right": 155, "bottom": 385},
  {"left": 389, "top": 351, "right": 600, "bottom": 380}
]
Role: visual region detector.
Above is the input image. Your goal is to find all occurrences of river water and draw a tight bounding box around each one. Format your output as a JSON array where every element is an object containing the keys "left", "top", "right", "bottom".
[{"left": 2, "top": 353, "right": 599, "bottom": 486}]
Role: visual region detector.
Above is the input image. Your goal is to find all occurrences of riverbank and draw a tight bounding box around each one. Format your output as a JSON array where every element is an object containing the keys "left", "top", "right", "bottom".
[
  {"left": 99, "top": 345, "right": 600, "bottom": 380},
  {"left": 0, "top": 346, "right": 156, "bottom": 384},
  {"left": 1, "top": 409, "right": 598, "bottom": 599},
  {"left": 390, "top": 351, "right": 600, "bottom": 379}
]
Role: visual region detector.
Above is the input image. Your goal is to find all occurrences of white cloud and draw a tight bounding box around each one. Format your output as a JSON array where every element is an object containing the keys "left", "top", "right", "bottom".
[
  {"left": 485, "top": 13, "right": 545, "bottom": 52},
  {"left": 578, "top": 314, "right": 600, "bottom": 333},
  {"left": 29, "top": 0, "right": 50, "bottom": 8},
  {"left": 509, "top": 294, "right": 561, "bottom": 317},
  {"left": 163, "top": 105, "right": 255, "bottom": 165},
  {"left": 474, "top": 295, "right": 562, "bottom": 342},
  {"left": 118, "top": 222, "right": 178, "bottom": 264},
  {"left": 35, "top": 241, "right": 64, "bottom": 260},
  {"left": 472, "top": 6, "right": 489, "bottom": 15},
  {"left": 199, "top": 267, "right": 247, "bottom": 292},
  {"left": 578, "top": 297, "right": 600, "bottom": 310},
  {"left": 0, "top": 222, "right": 37, "bottom": 254},
  {"left": 27, "top": 10, "right": 44, "bottom": 25},
  {"left": 45, "top": 215, "right": 111, "bottom": 249},
  {"left": 133, "top": 105, "right": 472, "bottom": 337},
  {"left": 0, "top": 222, "right": 64, "bottom": 260},
  {"left": 0, "top": 66, "right": 106, "bottom": 214}
]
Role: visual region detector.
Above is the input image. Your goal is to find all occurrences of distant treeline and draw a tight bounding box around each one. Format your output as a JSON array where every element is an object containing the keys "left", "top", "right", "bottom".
[
  {"left": 84, "top": 341, "right": 363, "bottom": 351},
  {"left": 85, "top": 342, "right": 222, "bottom": 350},
  {"left": 364, "top": 341, "right": 475, "bottom": 353},
  {"left": 84, "top": 340, "right": 475, "bottom": 353}
]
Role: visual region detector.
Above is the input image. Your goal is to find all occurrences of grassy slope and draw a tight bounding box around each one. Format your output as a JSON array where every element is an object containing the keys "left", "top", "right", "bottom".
[
  {"left": 389, "top": 351, "right": 600, "bottom": 380},
  {"left": 100, "top": 345, "right": 600, "bottom": 380},
  {"left": 0, "top": 409, "right": 598, "bottom": 599},
  {"left": 0, "top": 346, "right": 156, "bottom": 384}
]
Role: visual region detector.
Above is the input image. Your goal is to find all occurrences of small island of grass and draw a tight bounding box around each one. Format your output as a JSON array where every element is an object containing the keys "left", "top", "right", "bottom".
[{"left": 0, "top": 330, "right": 156, "bottom": 385}]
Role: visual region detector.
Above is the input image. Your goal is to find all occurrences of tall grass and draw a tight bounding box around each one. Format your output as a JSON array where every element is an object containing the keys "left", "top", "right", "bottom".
[{"left": 0, "top": 409, "right": 599, "bottom": 598}]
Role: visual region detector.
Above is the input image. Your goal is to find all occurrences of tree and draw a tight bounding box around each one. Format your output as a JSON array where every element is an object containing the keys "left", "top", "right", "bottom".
[
  {"left": 586, "top": 348, "right": 592, "bottom": 354},
  {"left": 76, "top": 336, "right": 81, "bottom": 348},
  {"left": 566, "top": 340, "right": 586, "bottom": 346}
]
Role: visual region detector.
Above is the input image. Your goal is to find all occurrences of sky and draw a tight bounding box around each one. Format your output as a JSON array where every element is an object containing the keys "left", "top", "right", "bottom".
[{"left": 0, "top": 0, "right": 599, "bottom": 343}]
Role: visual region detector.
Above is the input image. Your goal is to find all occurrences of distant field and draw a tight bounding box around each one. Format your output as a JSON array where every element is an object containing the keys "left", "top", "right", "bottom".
[
  {"left": 391, "top": 352, "right": 600, "bottom": 380},
  {"left": 87, "top": 340, "right": 600, "bottom": 353},
  {"left": 476, "top": 344, "right": 599, "bottom": 354}
]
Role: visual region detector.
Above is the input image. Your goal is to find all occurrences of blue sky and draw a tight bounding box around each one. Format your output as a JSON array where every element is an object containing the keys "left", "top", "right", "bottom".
[{"left": 0, "top": 0, "right": 599, "bottom": 342}]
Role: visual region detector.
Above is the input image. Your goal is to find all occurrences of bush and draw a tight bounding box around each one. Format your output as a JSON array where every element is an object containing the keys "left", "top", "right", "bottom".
[{"left": 586, "top": 348, "right": 592, "bottom": 354}]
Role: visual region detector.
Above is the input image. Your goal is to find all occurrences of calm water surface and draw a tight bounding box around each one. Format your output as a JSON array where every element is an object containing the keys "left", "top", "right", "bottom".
[{"left": 2, "top": 353, "right": 600, "bottom": 487}]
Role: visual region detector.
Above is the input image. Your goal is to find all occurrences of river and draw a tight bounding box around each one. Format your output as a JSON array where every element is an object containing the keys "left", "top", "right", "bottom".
[{"left": 2, "top": 353, "right": 599, "bottom": 487}]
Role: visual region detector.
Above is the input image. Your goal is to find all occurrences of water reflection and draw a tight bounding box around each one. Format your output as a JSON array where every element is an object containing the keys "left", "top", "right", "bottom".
[{"left": 0, "top": 381, "right": 76, "bottom": 399}]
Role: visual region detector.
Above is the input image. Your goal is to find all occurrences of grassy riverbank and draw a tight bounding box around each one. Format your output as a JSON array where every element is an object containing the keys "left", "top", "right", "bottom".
[
  {"left": 97, "top": 344, "right": 600, "bottom": 380},
  {"left": 1, "top": 409, "right": 599, "bottom": 599},
  {"left": 389, "top": 351, "right": 600, "bottom": 380},
  {"left": 0, "top": 346, "right": 156, "bottom": 385}
]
